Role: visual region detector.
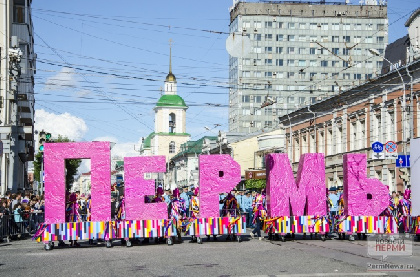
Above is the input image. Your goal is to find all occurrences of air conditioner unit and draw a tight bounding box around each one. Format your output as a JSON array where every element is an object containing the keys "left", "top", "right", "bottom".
[
  {"left": 250, "top": 95, "right": 254, "bottom": 101},
  {"left": 317, "top": 96, "right": 322, "bottom": 101},
  {"left": 254, "top": 28, "right": 258, "bottom": 32},
  {"left": 242, "top": 28, "right": 247, "bottom": 32},
  {"left": 273, "top": 17, "right": 277, "bottom": 22}
]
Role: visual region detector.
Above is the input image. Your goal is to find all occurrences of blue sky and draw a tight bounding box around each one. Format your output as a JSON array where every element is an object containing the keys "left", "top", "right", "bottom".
[{"left": 32, "top": 0, "right": 419, "bottom": 157}]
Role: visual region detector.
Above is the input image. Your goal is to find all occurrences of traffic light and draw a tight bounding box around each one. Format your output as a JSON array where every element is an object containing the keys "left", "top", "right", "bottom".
[
  {"left": 45, "top": 133, "right": 52, "bottom": 142},
  {"left": 38, "top": 130, "right": 46, "bottom": 152}
]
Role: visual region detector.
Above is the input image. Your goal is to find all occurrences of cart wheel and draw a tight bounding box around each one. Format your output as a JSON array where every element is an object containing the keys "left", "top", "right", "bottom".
[
  {"left": 281, "top": 236, "right": 286, "bottom": 242},
  {"left": 237, "top": 236, "right": 242, "bottom": 243},
  {"left": 321, "top": 235, "right": 326, "bottom": 242},
  {"left": 44, "top": 242, "right": 52, "bottom": 251},
  {"left": 197, "top": 237, "right": 203, "bottom": 244},
  {"left": 167, "top": 237, "right": 173, "bottom": 246},
  {"left": 126, "top": 240, "right": 132, "bottom": 247},
  {"left": 106, "top": 240, "right": 112, "bottom": 248}
]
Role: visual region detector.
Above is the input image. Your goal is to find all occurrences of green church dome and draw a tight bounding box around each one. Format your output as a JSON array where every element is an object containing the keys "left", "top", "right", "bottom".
[{"left": 156, "top": 94, "right": 187, "bottom": 108}]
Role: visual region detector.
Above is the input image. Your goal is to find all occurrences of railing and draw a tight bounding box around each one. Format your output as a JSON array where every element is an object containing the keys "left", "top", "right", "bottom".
[{"left": 0, "top": 212, "right": 44, "bottom": 242}]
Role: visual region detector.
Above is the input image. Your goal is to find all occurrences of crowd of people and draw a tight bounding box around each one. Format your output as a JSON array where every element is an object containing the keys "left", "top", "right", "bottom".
[{"left": 0, "top": 191, "right": 45, "bottom": 241}]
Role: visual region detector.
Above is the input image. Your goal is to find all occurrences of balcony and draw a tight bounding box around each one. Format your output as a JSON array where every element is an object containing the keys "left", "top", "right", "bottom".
[{"left": 12, "top": 23, "right": 33, "bottom": 44}]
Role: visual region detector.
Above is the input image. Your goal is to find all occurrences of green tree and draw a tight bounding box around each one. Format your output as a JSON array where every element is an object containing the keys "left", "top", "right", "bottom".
[
  {"left": 245, "top": 179, "right": 266, "bottom": 190},
  {"left": 33, "top": 135, "right": 82, "bottom": 190}
]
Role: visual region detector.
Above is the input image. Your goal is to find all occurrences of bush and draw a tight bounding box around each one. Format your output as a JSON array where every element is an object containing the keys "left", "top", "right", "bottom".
[{"left": 245, "top": 179, "right": 266, "bottom": 190}]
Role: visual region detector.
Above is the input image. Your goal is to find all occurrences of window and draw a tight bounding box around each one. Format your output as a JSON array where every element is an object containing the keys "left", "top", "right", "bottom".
[
  {"left": 310, "top": 60, "right": 317, "bottom": 67},
  {"left": 242, "top": 71, "right": 250, "bottom": 77},
  {"left": 287, "top": 59, "right": 295, "bottom": 66},
  {"left": 287, "top": 47, "right": 295, "bottom": 54},
  {"left": 254, "top": 71, "right": 262, "bottom": 77},
  {"left": 354, "top": 36, "right": 361, "bottom": 43},
  {"left": 243, "top": 21, "right": 251, "bottom": 28},
  {"left": 264, "top": 47, "right": 272, "bottom": 53},
  {"left": 242, "top": 109, "right": 251, "bottom": 115},
  {"left": 254, "top": 47, "right": 262, "bottom": 53},
  {"left": 332, "top": 61, "right": 339, "bottom": 67},
  {"left": 332, "top": 73, "right": 339, "bottom": 79},
  {"left": 310, "top": 36, "right": 317, "bottom": 42},
  {"left": 377, "top": 24, "right": 385, "bottom": 31},
  {"left": 321, "top": 23, "right": 328, "bottom": 30},
  {"left": 298, "top": 48, "right": 306, "bottom": 54},
  {"left": 276, "top": 34, "right": 284, "bottom": 41},
  {"left": 298, "top": 60, "right": 306, "bottom": 66},
  {"left": 343, "top": 48, "right": 350, "bottom": 55},
  {"left": 377, "top": 61, "right": 383, "bottom": 68},
  {"left": 169, "top": 113, "right": 176, "bottom": 133},
  {"left": 354, "top": 74, "right": 362, "bottom": 79},
  {"left": 366, "top": 23, "right": 373, "bottom": 30},
  {"left": 287, "top": 72, "right": 295, "bottom": 78},
  {"left": 343, "top": 24, "right": 350, "bottom": 30},
  {"left": 321, "top": 73, "right": 328, "bottom": 79},
  {"left": 365, "top": 73, "right": 373, "bottom": 79},
  {"left": 310, "top": 48, "right": 316, "bottom": 55},
  {"left": 354, "top": 48, "right": 362, "bottom": 55},
  {"left": 321, "top": 36, "right": 328, "bottom": 42},
  {"left": 299, "top": 35, "right": 306, "bottom": 42},
  {"left": 343, "top": 61, "right": 349, "bottom": 67},
  {"left": 332, "top": 23, "right": 339, "bottom": 30},
  {"left": 377, "top": 36, "right": 384, "bottom": 43},
  {"left": 288, "top": 97, "right": 295, "bottom": 103},
  {"left": 242, "top": 95, "right": 250, "bottom": 102},
  {"left": 354, "top": 24, "right": 362, "bottom": 30},
  {"left": 343, "top": 73, "right": 350, "bottom": 79},
  {"left": 276, "top": 59, "right": 283, "bottom": 66},
  {"left": 169, "top": 141, "right": 175, "bottom": 153},
  {"left": 332, "top": 36, "right": 339, "bottom": 42},
  {"left": 278, "top": 22, "right": 283, "bottom": 28},
  {"left": 264, "top": 59, "right": 272, "bottom": 65},
  {"left": 343, "top": 36, "right": 350, "bottom": 43},
  {"left": 254, "top": 96, "right": 262, "bottom": 103},
  {"left": 265, "top": 72, "right": 272, "bottom": 77},
  {"left": 264, "top": 121, "right": 273, "bottom": 128},
  {"left": 288, "top": 22, "right": 295, "bottom": 29},
  {"left": 254, "top": 21, "right": 262, "bottom": 28},
  {"left": 298, "top": 72, "right": 306, "bottom": 79},
  {"left": 299, "top": 23, "right": 306, "bottom": 29},
  {"left": 310, "top": 23, "right": 317, "bottom": 30},
  {"left": 332, "top": 48, "right": 339, "bottom": 55},
  {"left": 311, "top": 97, "right": 317, "bottom": 104},
  {"left": 310, "top": 72, "right": 317, "bottom": 80},
  {"left": 254, "top": 109, "right": 261, "bottom": 115},
  {"left": 265, "top": 21, "right": 273, "bottom": 28},
  {"left": 299, "top": 97, "right": 306, "bottom": 104},
  {"left": 321, "top": 60, "right": 328, "bottom": 67},
  {"left": 276, "top": 47, "right": 283, "bottom": 54},
  {"left": 13, "top": 5, "right": 25, "bottom": 23},
  {"left": 288, "top": 35, "right": 295, "bottom": 41},
  {"left": 254, "top": 34, "right": 261, "bottom": 41},
  {"left": 264, "top": 108, "right": 272, "bottom": 115},
  {"left": 243, "top": 58, "right": 251, "bottom": 65},
  {"left": 265, "top": 34, "right": 272, "bottom": 40}
]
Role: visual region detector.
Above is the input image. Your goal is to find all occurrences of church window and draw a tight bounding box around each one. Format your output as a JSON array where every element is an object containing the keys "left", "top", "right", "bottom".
[{"left": 169, "top": 141, "right": 175, "bottom": 153}]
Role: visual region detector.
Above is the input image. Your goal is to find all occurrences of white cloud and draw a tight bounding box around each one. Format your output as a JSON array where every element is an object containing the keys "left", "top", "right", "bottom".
[
  {"left": 35, "top": 109, "right": 88, "bottom": 141},
  {"left": 93, "top": 136, "right": 141, "bottom": 160},
  {"left": 43, "top": 67, "right": 77, "bottom": 91}
]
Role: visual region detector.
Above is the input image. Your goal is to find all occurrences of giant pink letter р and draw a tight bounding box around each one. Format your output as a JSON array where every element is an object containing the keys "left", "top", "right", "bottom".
[
  {"left": 124, "top": 156, "right": 167, "bottom": 220},
  {"left": 44, "top": 142, "right": 111, "bottom": 224},
  {"left": 343, "top": 154, "right": 388, "bottom": 216},
  {"left": 199, "top": 155, "right": 241, "bottom": 218},
  {"left": 266, "top": 153, "right": 326, "bottom": 217}
]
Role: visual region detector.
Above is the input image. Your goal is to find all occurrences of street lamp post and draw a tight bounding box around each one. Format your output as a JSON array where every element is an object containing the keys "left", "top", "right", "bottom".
[{"left": 369, "top": 48, "right": 407, "bottom": 156}]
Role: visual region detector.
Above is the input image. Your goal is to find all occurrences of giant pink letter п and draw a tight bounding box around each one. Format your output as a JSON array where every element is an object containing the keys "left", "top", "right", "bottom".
[
  {"left": 343, "top": 154, "right": 388, "bottom": 216},
  {"left": 44, "top": 142, "right": 111, "bottom": 224},
  {"left": 199, "top": 155, "right": 241, "bottom": 218},
  {"left": 266, "top": 153, "right": 326, "bottom": 217},
  {"left": 124, "top": 156, "right": 167, "bottom": 220}
]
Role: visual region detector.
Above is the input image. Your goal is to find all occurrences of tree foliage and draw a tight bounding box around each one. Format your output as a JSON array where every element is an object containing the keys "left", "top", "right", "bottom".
[
  {"left": 33, "top": 135, "right": 82, "bottom": 190},
  {"left": 245, "top": 179, "right": 266, "bottom": 190}
]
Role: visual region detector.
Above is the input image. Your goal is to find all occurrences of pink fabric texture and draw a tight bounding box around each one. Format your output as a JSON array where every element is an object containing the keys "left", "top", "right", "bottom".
[
  {"left": 124, "top": 156, "right": 167, "bottom": 220},
  {"left": 199, "top": 155, "right": 241, "bottom": 218},
  {"left": 343, "top": 154, "right": 389, "bottom": 216},
  {"left": 266, "top": 153, "right": 326, "bottom": 217},
  {"left": 44, "top": 142, "right": 111, "bottom": 224}
]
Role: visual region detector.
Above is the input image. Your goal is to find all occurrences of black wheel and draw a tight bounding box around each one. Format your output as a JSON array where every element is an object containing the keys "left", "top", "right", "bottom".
[
  {"left": 106, "top": 241, "right": 112, "bottom": 248},
  {"left": 51, "top": 242, "right": 55, "bottom": 249},
  {"left": 44, "top": 242, "right": 52, "bottom": 251},
  {"left": 237, "top": 236, "right": 242, "bottom": 243},
  {"left": 321, "top": 235, "right": 326, "bottom": 242},
  {"left": 167, "top": 237, "right": 173, "bottom": 246},
  {"left": 197, "top": 237, "right": 203, "bottom": 244},
  {"left": 281, "top": 236, "right": 286, "bottom": 242},
  {"left": 126, "top": 240, "right": 132, "bottom": 247}
]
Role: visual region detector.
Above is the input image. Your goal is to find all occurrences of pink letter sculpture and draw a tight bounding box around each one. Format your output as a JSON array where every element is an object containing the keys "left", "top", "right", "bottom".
[
  {"left": 124, "top": 156, "right": 167, "bottom": 220},
  {"left": 343, "top": 154, "right": 389, "bottom": 216},
  {"left": 44, "top": 142, "right": 111, "bottom": 224},
  {"left": 266, "top": 153, "right": 326, "bottom": 217},
  {"left": 199, "top": 155, "right": 241, "bottom": 218}
]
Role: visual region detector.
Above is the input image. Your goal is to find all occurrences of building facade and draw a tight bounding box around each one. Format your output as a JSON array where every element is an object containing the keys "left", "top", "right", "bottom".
[
  {"left": 228, "top": 1, "right": 387, "bottom": 133},
  {"left": 0, "top": 0, "right": 36, "bottom": 194},
  {"left": 278, "top": 57, "right": 420, "bottom": 193}
]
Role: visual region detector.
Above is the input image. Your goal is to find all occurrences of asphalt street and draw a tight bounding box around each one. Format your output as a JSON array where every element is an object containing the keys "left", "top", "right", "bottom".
[{"left": 1, "top": 232, "right": 419, "bottom": 277}]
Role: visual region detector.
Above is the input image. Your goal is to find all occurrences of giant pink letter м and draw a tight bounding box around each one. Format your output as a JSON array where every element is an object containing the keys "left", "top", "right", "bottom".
[
  {"left": 343, "top": 154, "right": 388, "bottom": 216},
  {"left": 44, "top": 142, "right": 111, "bottom": 224},
  {"left": 124, "top": 156, "right": 167, "bottom": 220},
  {"left": 199, "top": 155, "right": 241, "bottom": 218},
  {"left": 266, "top": 153, "right": 326, "bottom": 217}
]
